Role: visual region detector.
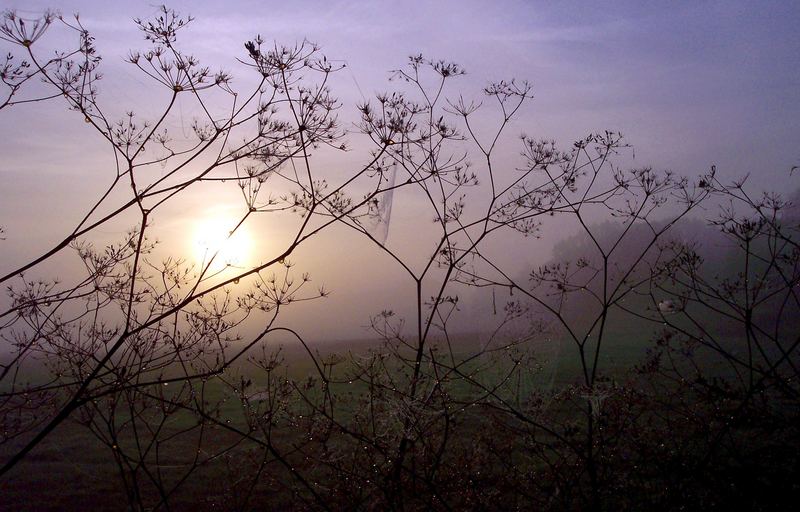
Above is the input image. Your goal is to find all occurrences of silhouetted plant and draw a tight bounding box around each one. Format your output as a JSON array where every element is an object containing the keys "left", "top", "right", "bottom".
[{"left": 1, "top": 6, "right": 798, "bottom": 512}]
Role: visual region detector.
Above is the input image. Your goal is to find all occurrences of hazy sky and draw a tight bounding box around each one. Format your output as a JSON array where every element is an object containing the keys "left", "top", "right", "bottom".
[
  {"left": 1, "top": 0, "right": 799, "bottom": 340},
  {"left": 4, "top": 0, "right": 798, "bottom": 175}
]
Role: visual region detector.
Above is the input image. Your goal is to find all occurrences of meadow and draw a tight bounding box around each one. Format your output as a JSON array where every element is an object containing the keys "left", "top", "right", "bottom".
[{"left": 1, "top": 321, "right": 771, "bottom": 511}]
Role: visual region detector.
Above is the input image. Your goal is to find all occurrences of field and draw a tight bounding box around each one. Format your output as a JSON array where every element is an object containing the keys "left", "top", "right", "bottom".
[
  {"left": 3, "top": 318, "right": 748, "bottom": 511},
  {"left": 0, "top": 325, "right": 658, "bottom": 510}
]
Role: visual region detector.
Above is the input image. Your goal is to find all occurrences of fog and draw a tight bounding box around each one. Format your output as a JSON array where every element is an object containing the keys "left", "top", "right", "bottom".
[{"left": 1, "top": 0, "right": 799, "bottom": 342}]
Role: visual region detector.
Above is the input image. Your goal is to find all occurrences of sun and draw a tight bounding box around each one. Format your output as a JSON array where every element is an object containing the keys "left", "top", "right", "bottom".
[{"left": 192, "top": 214, "right": 253, "bottom": 273}]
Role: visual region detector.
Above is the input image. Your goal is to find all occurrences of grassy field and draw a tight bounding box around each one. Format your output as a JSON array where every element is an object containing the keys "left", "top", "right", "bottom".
[{"left": 0, "top": 322, "right": 752, "bottom": 510}]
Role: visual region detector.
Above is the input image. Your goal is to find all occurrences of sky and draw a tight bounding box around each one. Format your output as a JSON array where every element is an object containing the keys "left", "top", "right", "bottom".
[{"left": 1, "top": 0, "right": 799, "bottom": 340}]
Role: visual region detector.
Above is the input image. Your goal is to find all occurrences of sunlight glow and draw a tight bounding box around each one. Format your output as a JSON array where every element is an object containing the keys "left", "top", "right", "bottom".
[{"left": 192, "top": 214, "right": 253, "bottom": 274}]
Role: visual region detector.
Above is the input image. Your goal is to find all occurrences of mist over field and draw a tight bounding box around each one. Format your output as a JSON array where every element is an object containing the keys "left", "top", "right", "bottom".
[
  {"left": 2, "top": 0, "right": 799, "bottom": 342},
  {"left": 1, "top": 1, "right": 799, "bottom": 510}
]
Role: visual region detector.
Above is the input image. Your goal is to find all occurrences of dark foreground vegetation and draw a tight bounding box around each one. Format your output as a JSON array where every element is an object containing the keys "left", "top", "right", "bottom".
[{"left": 1, "top": 7, "right": 798, "bottom": 511}]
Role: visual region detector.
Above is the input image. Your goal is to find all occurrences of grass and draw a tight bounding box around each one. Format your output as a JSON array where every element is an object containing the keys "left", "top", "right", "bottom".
[{"left": 0, "top": 322, "right": 757, "bottom": 510}]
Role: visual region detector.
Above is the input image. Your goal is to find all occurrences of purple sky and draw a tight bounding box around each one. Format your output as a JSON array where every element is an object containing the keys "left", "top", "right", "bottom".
[
  {"left": 2, "top": 0, "right": 799, "bottom": 339},
  {"left": 4, "top": 0, "right": 798, "bottom": 178}
]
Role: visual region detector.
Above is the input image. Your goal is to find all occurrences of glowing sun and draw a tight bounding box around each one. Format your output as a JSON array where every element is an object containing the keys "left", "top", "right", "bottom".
[{"left": 192, "top": 214, "right": 253, "bottom": 273}]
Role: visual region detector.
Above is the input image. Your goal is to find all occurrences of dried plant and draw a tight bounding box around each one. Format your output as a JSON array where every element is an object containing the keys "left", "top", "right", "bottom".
[{"left": 1, "top": 6, "right": 798, "bottom": 511}]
